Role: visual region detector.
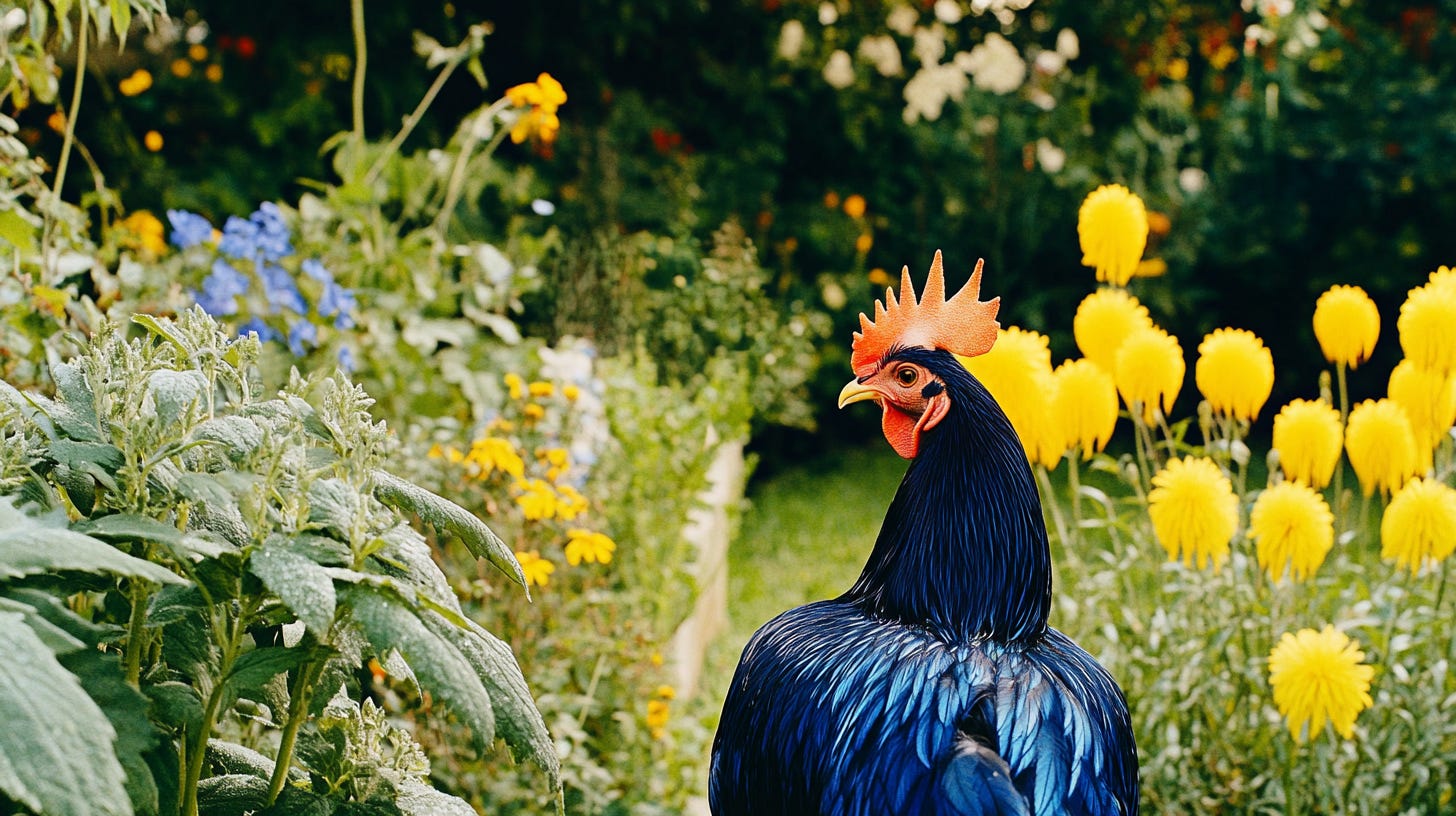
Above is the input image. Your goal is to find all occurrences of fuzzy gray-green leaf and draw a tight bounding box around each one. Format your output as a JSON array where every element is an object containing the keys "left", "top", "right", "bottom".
[
  {"left": 0, "top": 611, "right": 134, "bottom": 816},
  {"left": 190, "top": 415, "right": 266, "bottom": 462},
  {"left": 0, "top": 500, "right": 183, "bottom": 584},
  {"left": 250, "top": 543, "right": 337, "bottom": 634},
  {"left": 75, "top": 512, "right": 228, "bottom": 561},
  {"left": 371, "top": 469, "right": 526, "bottom": 596},
  {"left": 148, "top": 369, "right": 207, "bottom": 428}
]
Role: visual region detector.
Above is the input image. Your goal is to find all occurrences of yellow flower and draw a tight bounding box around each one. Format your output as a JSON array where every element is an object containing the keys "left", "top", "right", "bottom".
[
  {"left": 868, "top": 267, "right": 893, "bottom": 288},
  {"left": 118, "top": 210, "right": 167, "bottom": 258},
  {"left": 1196, "top": 328, "right": 1275, "bottom": 421},
  {"left": 513, "top": 479, "right": 559, "bottom": 521},
  {"left": 565, "top": 528, "right": 616, "bottom": 566},
  {"left": 842, "top": 194, "right": 867, "bottom": 219},
  {"left": 188, "top": 43, "right": 208, "bottom": 61},
  {"left": 646, "top": 698, "right": 670, "bottom": 738},
  {"left": 1115, "top": 325, "right": 1185, "bottom": 423},
  {"left": 1313, "top": 285, "right": 1379, "bottom": 368},
  {"left": 1429, "top": 265, "right": 1456, "bottom": 291},
  {"left": 1050, "top": 358, "right": 1118, "bottom": 458},
  {"left": 556, "top": 485, "right": 589, "bottom": 520},
  {"left": 143, "top": 130, "right": 164, "bottom": 152},
  {"left": 1345, "top": 399, "right": 1419, "bottom": 496},
  {"left": 1380, "top": 477, "right": 1456, "bottom": 574},
  {"left": 563, "top": 384, "right": 581, "bottom": 401},
  {"left": 1077, "top": 184, "right": 1149, "bottom": 286},
  {"left": 119, "top": 68, "right": 153, "bottom": 96},
  {"left": 506, "top": 72, "right": 567, "bottom": 145},
  {"left": 1251, "top": 482, "right": 1334, "bottom": 583},
  {"left": 465, "top": 436, "right": 525, "bottom": 480},
  {"left": 205, "top": 64, "right": 223, "bottom": 82},
  {"left": 958, "top": 327, "right": 1064, "bottom": 468},
  {"left": 170, "top": 58, "right": 193, "bottom": 78},
  {"left": 854, "top": 232, "right": 873, "bottom": 254},
  {"left": 1268, "top": 626, "right": 1374, "bottom": 742},
  {"left": 504, "top": 372, "right": 525, "bottom": 400},
  {"left": 1073, "top": 288, "right": 1155, "bottom": 376},
  {"left": 515, "top": 550, "right": 555, "bottom": 588},
  {"left": 1271, "top": 399, "right": 1343, "bottom": 489},
  {"left": 1398, "top": 280, "right": 1456, "bottom": 375},
  {"left": 528, "top": 380, "right": 555, "bottom": 398},
  {"left": 1387, "top": 359, "right": 1456, "bottom": 468},
  {"left": 655, "top": 685, "right": 677, "bottom": 700},
  {"left": 523, "top": 403, "right": 546, "bottom": 422},
  {"left": 1147, "top": 457, "right": 1237, "bottom": 571}
]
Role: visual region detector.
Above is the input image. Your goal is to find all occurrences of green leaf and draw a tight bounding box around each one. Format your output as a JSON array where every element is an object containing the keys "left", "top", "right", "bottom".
[
  {"left": 250, "top": 542, "right": 338, "bottom": 634},
  {"left": 0, "top": 611, "right": 133, "bottom": 816},
  {"left": 371, "top": 470, "right": 527, "bottom": 596},
  {"left": 397, "top": 779, "right": 478, "bottom": 816},
  {"left": 109, "top": 0, "right": 131, "bottom": 48},
  {"left": 145, "top": 583, "right": 206, "bottom": 628},
  {"left": 58, "top": 647, "right": 162, "bottom": 815},
  {"left": 307, "top": 477, "right": 360, "bottom": 538},
  {"left": 221, "top": 645, "right": 317, "bottom": 711},
  {"left": 76, "top": 512, "right": 228, "bottom": 561},
  {"left": 147, "top": 370, "right": 207, "bottom": 428},
  {"left": 132, "top": 313, "right": 190, "bottom": 355},
  {"left": 194, "top": 774, "right": 269, "bottom": 816},
  {"left": 0, "top": 500, "right": 183, "bottom": 584},
  {"left": 190, "top": 416, "right": 265, "bottom": 462},
  {"left": 341, "top": 584, "right": 497, "bottom": 750},
  {"left": 145, "top": 681, "right": 204, "bottom": 733},
  {"left": 0, "top": 208, "right": 38, "bottom": 254},
  {"left": 49, "top": 362, "right": 102, "bottom": 441}
]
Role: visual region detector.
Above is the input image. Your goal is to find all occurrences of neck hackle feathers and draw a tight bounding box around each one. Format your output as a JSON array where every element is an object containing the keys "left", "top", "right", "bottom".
[{"left": 851, "top": 250, "right": 1001, "bottom": 375}]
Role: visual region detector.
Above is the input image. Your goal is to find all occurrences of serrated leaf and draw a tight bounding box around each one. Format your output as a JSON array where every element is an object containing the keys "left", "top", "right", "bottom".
[
  {"left": 369, "top": 523, "right": 456, "bottom": 607},
  {"left": 145, "top": 583, "right": 206, "bottom": 628},
  {"left": 57, "top": 647, "right": 161, "bottom": 814},
  {"left": 205, "top": 739, "right": 277, "bottom": 779},
  {"left": 250, "top": 544, "right": 337, "bottom": 634},
  {"left": 221, "top": 645, "right": 317, "bottom": 712},
  {"left": 75, "top": 512, "right": 227, "bottom": 562},
  {"left": 195, "top": 774, "right": 269, "bottom": 816},
  {"left": 371, "top": 470, "right": 526, "bottom": 596},
  {"left": 0, "top": 499, "right": 183, "bottom": 584},
  {"left": 48, "top": 439, "right": 124, "bottom": 493},
  {"left": 307, "top": 478, "right": 360, "bottom": 537},
  {"left": 148, "top": 370, "right": 207, "bottom": 428},
  {"left": 190, "top": 416, "right": 265, "bottom": 461},
  {"left": 396, "top": 779, "right": 478, "bottom": 816},
  {"left": 50, "top": 362, "right": 102, "bottom": 441},
  {"left": 145, "top": 681, "right": 204, "bottom": 732},
  {"left": 341, "top": 584, "right": 497, "bottom": 750},
  {"left": 0, "top": 611, "right": 133, "bottom": 816}
]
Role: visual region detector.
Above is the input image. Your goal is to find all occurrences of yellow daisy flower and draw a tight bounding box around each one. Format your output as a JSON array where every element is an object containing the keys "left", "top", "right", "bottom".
[
  {"left": 556, "top": 484, "right": 589, "bottom": 521},
  {"left": 1380, "top": 477, "right": 1456, "bottom": 574},
  {"left": 1077, "top": 184, "right": 1149, "bottom": 286},
  {"left": 513, "top": 478, "right": 559, "bottom": 521},
  {"left": 1147, "top": 457, "right": 1238, "bottom": 572},
  {"left": 1271, "top": 399, "right": 1343, "bottom": 489},
  {"left": 1312, "top": 285, "right": 1379, "bottom": 369},
  {"left": 1073, "top": 288, "right": 1155, "bottom": 376},
  {"left": 504, "top": 372, "right": 525, "bottom": 400},
  {"left": 1345, "top": 399, "right": 1419, "bottom": 497},
  {"left": 565, "top": 528, "right": 616, "bottom": 566},
  {"left": 1268, "top": 626, "right": 1374, "bottom": 742},
  {"left": 958, "top": 327, "right": 1064, "bottom": 468},
  {"left": 1398, "top": 279, "right": 1456, "bottom": 375},
  {"left": 528, "top": 380, "right": 556, "bottom": 398},
  {"left": 1195, "top": 328, "right": 1275, "bottom": 421},
  {"left": 646, "top": 698, "right": 671, "bottom": 738},
  {"left": 465, "top": 436, "right": 525, "bottom": 480},
  {"left": 1250, "top": 482, "right": 1334, "bottom": 583},
  {"left": 515, "top": 550, "right": 555, "bottom": 588},
  {"left": 1388, "top": 359, "right": 1456, "bottom": 467},
  {"left": 1115, "top": 325, "right": 1185, "bottom": 424},
  {"left": 1050, "top": 358, "right": 1118, "bottom": 458}
]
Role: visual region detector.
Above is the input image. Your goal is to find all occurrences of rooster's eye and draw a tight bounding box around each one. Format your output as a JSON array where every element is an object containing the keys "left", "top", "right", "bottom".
[{"left": 894, "top": 366, "right": 918, "bottom": 387}]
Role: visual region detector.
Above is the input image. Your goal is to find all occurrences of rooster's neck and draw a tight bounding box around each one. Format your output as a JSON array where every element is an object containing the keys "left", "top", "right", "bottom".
[{"left": 844, "top": 355, "right": 1051, "bottom": 642}]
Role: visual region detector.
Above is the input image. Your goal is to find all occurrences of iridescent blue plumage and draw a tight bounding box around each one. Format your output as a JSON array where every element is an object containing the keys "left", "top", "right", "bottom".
[{"left": 710, "top": 348, "right": 1138, "bottom": 815}]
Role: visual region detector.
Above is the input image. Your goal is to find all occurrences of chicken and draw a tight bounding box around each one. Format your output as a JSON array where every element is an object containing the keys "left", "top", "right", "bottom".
[{"left": 710, "top": 252, "right": 1138, "bottom": 816}]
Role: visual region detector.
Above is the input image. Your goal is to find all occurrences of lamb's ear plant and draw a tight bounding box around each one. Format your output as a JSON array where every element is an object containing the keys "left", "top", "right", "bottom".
[{"left": 0, "top": 308, "right": 558, "bottom": 816}]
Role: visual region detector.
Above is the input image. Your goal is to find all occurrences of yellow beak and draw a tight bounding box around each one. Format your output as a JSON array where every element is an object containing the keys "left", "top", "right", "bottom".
[{"left": 838, "top": 379, "right": 880, "bottom": 409}]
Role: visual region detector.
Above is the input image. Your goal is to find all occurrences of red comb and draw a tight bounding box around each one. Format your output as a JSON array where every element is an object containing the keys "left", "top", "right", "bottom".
[{"left": 850, "top": 250, "right": 1001, "bottom": 375}]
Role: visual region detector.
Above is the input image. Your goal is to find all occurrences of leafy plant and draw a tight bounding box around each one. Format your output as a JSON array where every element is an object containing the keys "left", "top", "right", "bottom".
[{"left": 0, "top": 308, "right": 557, "bottom": 816}]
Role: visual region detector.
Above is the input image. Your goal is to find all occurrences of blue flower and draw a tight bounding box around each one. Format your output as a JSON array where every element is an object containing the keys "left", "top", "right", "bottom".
[
  {"left": 302, "top": 258, "right": 331, "bottom": 283},
  {"left": 217, "top": 215, "right": 260, "bottom": 260},
  {"left": 336, "top": 345, "right": 356, "bottom": 373},
  {"left": 286, "top": 320, "right": 318, "bottom": 356},
  {"left": 237, "top": 317, "right": 279, "bottom": 343},
  {"left": 250, "top": 203, "right": 293, "bottom": 262},
  {"left": 192, "top": 259, "right": 249, "bottom": 316},
  {"left": 259, "top": 264, "right": 308, "bottom": 314},
  {"left": 318, "top": 280, "right": 357, "bottom": 329},
  {"left": 167, "top": 210, "right": 214, "bottom": 249}
]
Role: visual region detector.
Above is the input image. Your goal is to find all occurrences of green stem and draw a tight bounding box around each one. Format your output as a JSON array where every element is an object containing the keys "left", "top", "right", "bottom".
[
  {"left": 1333, "top": 363, "right": 1350, "bottom": 525},
  {"left": 265, "top": 658, "right": 326, "bottom": 805},
  {"left": 350, "top": 0, "right": 367, "bottom": 140},
  {"left": 1035, "top": 463, "right": 1071, "bottom": 549},
  {"left": 44, "top": 1, "right": 89, "bottom": 277},
  {"left": 123, "top": 580, "right": 149, "bottom": 686},
  {"left": 1067, "top": 449, "right": 1084, "bottom": 538},
  {"left": 180, "top": 603, "right": 251, "bottom": 816},
  {"left": 361, "top": 58, "right": 469, "bottom": 188},
  {"left": 433, "top": 116, "right": 511, "bottom": 239}
]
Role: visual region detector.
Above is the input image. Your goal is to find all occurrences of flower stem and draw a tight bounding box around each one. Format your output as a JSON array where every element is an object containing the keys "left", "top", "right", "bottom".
[
  {"left": 265, "top": 657, "right": 326, "bottom": 805},
  {"left": 361, "top": 57, "right": 466, "bottom": 188},
  {"left": 350, "top": 0, "right": 367, "bottom": 141},
  {"left": 1067, "top": 450, "right": 1084, "bottom": 536},
  {"left": 45, "top": 1, "right": 89, "bottom": 278},
  {"left": 123, "top": 580, "right": 149, "bottom": 686},
  {"left": 1035, "top": 463, "right": 1071, "bottom": 549}
]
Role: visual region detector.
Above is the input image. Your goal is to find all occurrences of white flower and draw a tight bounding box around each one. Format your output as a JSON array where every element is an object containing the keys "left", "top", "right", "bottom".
[
  {"left": 818, "top": 2, "right": 839, "bottom": 26},
  {"left": 857, "top": 34, "right": 905, "bottom": 77},
  {"left": 964, "top": 32, "right": 1026, "bottom": 95},
  {"left": 1259, "top": 0, "right": 1293, "bottom": 17},
  {"left": 823, "top": 49, "right": 855, "bottom": 89},
  {"left": 934, "top": 0, "right": 964, "bottom": 24},
  {"left": 778, "top": 19, "right": 806, "bottom": 60},
  {"left": 1056, "top": 27, "right": 1080, "bottom": 59},
  {"left": 1033, "top": 49, "right": 1065, "bottom": 75},
  {"left": 902, "top": 63, "right": 969, "bottom": 124},
  {"left": 1027, "top": 87, "right": 1056, "bottom": 110},
  {"left": 1036, "top": 138, "right": 1065, "bottom": 173},
  {"left": 887, "top": 4, "right": 919, "bottom": 36},
  {"left": 1179, "top": 167, "right": 1209, "bottom": 194},
  {"left": 912, "top": 24, "right": 947, "bottom": 66}
]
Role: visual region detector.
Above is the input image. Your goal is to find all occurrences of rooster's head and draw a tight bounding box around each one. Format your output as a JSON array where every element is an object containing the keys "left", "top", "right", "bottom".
[{"left": 838, "top": 251, "right": 1001, "bottom": 459}]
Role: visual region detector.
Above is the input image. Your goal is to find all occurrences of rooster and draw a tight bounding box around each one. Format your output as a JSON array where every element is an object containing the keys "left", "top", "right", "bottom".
[{"left": 710, "top": 252, "right": 1137, "bottom": 816}]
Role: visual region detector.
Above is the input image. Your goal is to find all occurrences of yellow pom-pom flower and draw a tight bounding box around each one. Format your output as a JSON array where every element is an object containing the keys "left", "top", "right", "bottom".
[
  {"left": 1345, "top": 399, "right": 1419, "bottom": 496},
  {"left": 1271, "top": 399, "right": 1343, "bottom": 489},
  {"left": 959, "top": 327, "right": 1065, "bottom": 468},
  {"left": 1250, "top": 482, "right": 1334, "bottom": 583},
  {"left": 1388, "top": 359, "right": 1456, "bottom": 470},
  {"left": 1050, "top": 359, "right": 1118, "bottom": 458},
  {"left": 1268, "top": 625, "right": 1374, "bottom": 742},
  {"left": 1312, "top": 285, "right": 1379, "bottom": 368},
  {"left": 1398, "top": 279, "right": 1456, "bottom": 375},
  {"left": 1380, "top": 477, "right": 1456, "bottom": 574},
  {"left": 1147, "top": 457, "right": 1238, "bottom": 571},
  {"left": 1073, "top": 288, "right": 1155, "bottom": 376},
  {"left": 1078, "top": 184, "right": 1149, "bottom": 286},
  {"left": 1115, "top": 325, "right": 1185, "bottom": 424},
  {"left": 1195, "top": 328, "right": 1275, "bottom": 421}
]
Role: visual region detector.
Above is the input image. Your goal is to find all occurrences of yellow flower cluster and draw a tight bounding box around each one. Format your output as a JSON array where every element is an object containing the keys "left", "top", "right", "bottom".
[
  {"left": 512, "top": 478, "right": 588, "bottom": 522},
  {"left": 1049, "top": 359, "right": 1118, "bottom": 460},
  {"left": 515, "top": 549, "right": 556, "bottom": 588},
  {"left": 1345, "top": 398, "right": 1419, "bottom": 498},
  {"left": 1115, "top": 325, "right": 1184, "bottom": 424},
  {"left": 119, "top": 68, "right": 153, "bottom": 97},
  {"left": 959, "top": 327, "right": 1062, "bottom": 467},
  {"left": 1268, "top": 626, "right": 1374, "bottom": 742},
  {"left": 429, "top": 436, "right": 525, "bottom": 481},
  {"left": 505, "top": 72, "right": 567, "bottom": 145},
  {"left": 118, "top": 211, "right": 167, "bottom": 258},
  {"left": 1381, "top": 477, "right": 1456, "bottom": 574}
]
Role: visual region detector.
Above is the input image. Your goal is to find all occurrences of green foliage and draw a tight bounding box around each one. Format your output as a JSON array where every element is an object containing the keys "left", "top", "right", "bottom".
[{"left": 0, "top": 309, "right": 557, "bottom": 816}]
